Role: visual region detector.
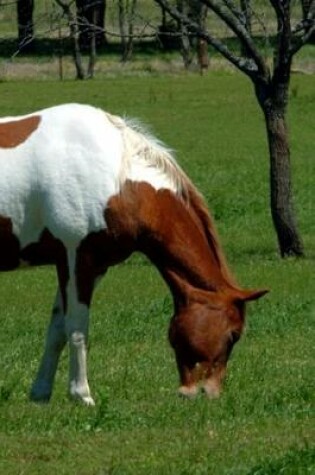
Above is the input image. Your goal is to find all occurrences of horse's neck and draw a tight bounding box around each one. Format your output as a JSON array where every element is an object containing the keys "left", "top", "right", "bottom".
[{"left": 136, "top": 185, "right": 229, "bottom": 306}]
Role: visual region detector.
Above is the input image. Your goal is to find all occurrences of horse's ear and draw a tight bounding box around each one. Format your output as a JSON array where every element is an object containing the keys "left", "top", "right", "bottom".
[{"left": 235, "top": 288, "right": 269, "bottom": 303}]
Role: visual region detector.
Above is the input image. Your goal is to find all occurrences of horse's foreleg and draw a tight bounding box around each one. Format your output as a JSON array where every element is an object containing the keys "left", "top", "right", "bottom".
[
  {"left": 65, "top": 249, "right": 96, "bottom": 406},
  {"left": 66, "top": 299, "right": 93, "bottom": 405},
  {"left": 30, "top": 288, "right": 66, "bottom": 402}
]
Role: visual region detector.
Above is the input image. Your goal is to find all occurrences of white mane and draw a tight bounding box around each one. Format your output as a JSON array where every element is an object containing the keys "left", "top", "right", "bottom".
[{"left": 106, "top": 112, "right": 190, "bottom": 198}]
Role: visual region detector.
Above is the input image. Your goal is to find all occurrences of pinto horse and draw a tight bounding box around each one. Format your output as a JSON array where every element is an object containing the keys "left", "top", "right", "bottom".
[{"left": 0, "top": 104, "right": 267, "bottom": 405}]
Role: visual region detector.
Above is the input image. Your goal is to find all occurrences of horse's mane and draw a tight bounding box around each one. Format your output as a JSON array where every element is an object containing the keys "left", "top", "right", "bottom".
[
  {"left": 107, "top": 111, "right": 237, "bottom": 288},
  {"left": 106, "top": 112, "right": 189, "bottom": 196},
  {"left": 184, "top": 183, "right": 238, "bottom": 288}
]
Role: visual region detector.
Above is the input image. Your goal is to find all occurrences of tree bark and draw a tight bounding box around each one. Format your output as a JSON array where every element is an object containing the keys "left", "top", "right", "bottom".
[
  {"left": 256, "top": 82, "right": 304, "bottom": 257},
  {"left": 17, "top": 0, "right": 34, "bottom": 51}
]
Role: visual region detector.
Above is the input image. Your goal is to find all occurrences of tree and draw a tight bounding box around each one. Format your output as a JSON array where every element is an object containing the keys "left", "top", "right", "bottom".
[
  {"left": 16, "top": 0, "right": 34, "bottom": 51},
  {"left": 189, "top": 0, "right": 210, "bottom": 71},
  {"left": 54, "top": 0, "right": 111, "bottom": 78},
  {"left": 54, "top": 0, "right": 86, "bottom": 79},
  {"left": 159, "top": 1, "right": 209, "bottom": 70},
  {"left": 76, "top": 0, "right": 106, "bottom": 51},
  {"left": 154, "top": 0, "right": 315, "bottom": 257},
  {"left": 118, "top": 0, "right": 138, "bottom": 62}
]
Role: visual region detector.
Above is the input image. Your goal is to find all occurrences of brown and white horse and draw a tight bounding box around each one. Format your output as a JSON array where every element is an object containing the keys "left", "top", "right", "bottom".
[{"left": 0, "top": 104, "right": 267, "bottom": 405}]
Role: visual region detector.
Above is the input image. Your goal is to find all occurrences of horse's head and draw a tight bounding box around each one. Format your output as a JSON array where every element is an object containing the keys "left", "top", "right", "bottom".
[{"left": 169, "top": 288, "right": 268, "bottom": 398}]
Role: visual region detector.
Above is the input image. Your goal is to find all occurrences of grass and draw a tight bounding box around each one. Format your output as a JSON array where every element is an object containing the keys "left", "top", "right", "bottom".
[{"left": 0, "top": 73, "right": 314, "bottom": 474}]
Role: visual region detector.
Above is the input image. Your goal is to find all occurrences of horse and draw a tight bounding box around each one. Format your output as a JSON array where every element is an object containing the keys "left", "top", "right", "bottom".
[{"left": 0, "top": 103, "right": 267, "bottom": 405}]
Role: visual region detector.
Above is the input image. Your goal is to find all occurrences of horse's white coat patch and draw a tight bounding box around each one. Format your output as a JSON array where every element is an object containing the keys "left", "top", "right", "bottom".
[
  {"left": 0, "top": 104, "right": 180, "bottom": 248},
  {"left": 66, "top": 248, "right": 95, "bottom": 404}
]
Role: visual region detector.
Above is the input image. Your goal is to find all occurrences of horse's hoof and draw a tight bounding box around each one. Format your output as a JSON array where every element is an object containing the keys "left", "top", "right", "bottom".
[
  {"left": 30, "top": 382, "right": 52, "bottom": 403},
  {"left": 69, "top": 388, "right": 95, "bottom": 406},
  {"left": 81, "top": 396, "right": 96, "bottom": 406}
]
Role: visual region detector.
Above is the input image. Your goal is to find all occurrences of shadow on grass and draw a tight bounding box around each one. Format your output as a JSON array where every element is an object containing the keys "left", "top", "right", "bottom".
[{"left": 0, "top": 35, "right": 278, "bottom": 60}]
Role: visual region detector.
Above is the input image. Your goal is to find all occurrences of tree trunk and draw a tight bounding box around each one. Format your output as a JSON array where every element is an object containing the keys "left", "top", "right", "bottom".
[
  {"left": 118, "top": 0, "right": 137, "bottom": 62},
  {"left": 177, "top": 0, "right": 193, "bottom": 69},
  {"left": 17, "top": 0, "right": 34, "bottom": 51},
  {"left": 194, "top": 2, "right": 209, "bottom": 72},
  {"left": 87, "top": 9, "right": 97, "bottom": 78},
  {"left": 76, "top": 0, "right": 106, "bottom": 51},
  {"left": 259, "top": 90, "right": 304, "bottom": 257},
  {"left": 69, "top": 10, "right": 85, "bottom": 79},
  {"left": 197, "top": 39, "right": 209, "bottom": 73}
]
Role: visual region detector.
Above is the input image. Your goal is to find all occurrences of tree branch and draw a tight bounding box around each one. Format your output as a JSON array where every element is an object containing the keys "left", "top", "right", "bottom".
[
  {"left": 269, "top": 0, "right": 292, "bottom": 83},
  {"left": 154, "top": 0, "right": 269, "bottom": 81},
  {"left": 269, "top": 0, "right": 285, "bottom": 19},
  {"left": 222, "top": 0, "right": 243, "bottom": 23},
  {"left": 201, "top": 0, "right": 267, "bottom": 77},
  {"left": 290, "top": 1, "right": 315, "bottom": 56}
]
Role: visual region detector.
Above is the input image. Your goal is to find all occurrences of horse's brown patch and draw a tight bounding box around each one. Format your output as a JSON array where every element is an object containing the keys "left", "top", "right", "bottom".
[
  {"left": 0, "top": 115, "right": 41, "bottom": 148},
  {"left": 73, "top": 180, "right": 231, "bottom": 310}
]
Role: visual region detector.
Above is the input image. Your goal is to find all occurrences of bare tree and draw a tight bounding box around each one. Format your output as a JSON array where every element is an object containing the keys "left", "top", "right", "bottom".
[
  {"left": 171, "top": 1, "right": 209, "bottom": 70},
  {"left": 118, "top": 0, "right": 138, "bottom": 62},
  {"left": 155, "top": 0, "right": 315, "bottom": 257},
  {"left": 16, "top": 0, "right": 34, "bottom": 51},
  {"left": 76, "top": 0, "right": 106, "bottom": 50},
  {"left": 55, "top": 0, "right": 102, "bottom": 79},
  {"left": 54, "top": 0, "right": 85, "bottom": 79},
  {"left": 189, "top": 0, "right": 209, "bottom": 71}
]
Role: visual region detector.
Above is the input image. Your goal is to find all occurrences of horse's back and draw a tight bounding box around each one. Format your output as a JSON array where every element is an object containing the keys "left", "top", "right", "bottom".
[
  {"left": 0, "top": 104, "right": 124, "bottom": 246},
  {"left": 0, "top": 103, "right": 187, "bottom": 266}
]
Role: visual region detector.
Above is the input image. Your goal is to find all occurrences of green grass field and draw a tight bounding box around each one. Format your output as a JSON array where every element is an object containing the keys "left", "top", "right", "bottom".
[{"left": 0, "top": 73, "right": 314, "bottom": 474}]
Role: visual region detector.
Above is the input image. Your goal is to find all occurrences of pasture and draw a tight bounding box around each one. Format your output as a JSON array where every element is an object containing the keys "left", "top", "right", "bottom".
[{"left": 0, "top": 73, "right": 314, "bottom": 474}]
